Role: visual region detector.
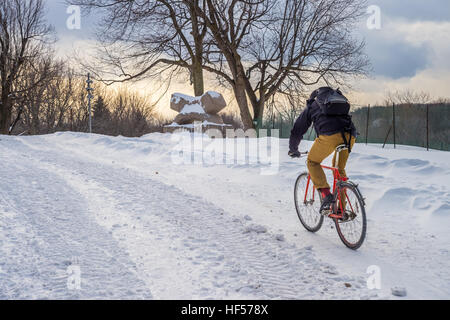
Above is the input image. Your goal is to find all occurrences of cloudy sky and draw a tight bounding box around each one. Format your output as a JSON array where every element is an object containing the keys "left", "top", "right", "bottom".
[
  {"left": 353, "top": 0, "right": 450, "bottom": 104},
  {"left": 45, "top": 0, "right": 450, "bottom": 106}
]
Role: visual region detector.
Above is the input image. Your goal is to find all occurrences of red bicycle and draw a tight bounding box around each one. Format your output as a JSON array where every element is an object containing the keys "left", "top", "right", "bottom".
[{"left": 294, "top": 144, "right": 367, "bottom": 250}]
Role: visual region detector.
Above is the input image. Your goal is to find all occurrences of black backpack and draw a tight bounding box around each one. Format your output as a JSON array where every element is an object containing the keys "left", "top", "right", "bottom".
[
  {"left": 310, "top": 87, "right": 350, "bottom": 116},
  {"left": 308, "top": 87, "right": 353, "bottom": 153}
]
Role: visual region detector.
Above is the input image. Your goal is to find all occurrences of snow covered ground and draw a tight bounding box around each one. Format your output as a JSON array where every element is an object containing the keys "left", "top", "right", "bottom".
[{"left": 0, "top": 132, "right": 449, "bottom": 300}]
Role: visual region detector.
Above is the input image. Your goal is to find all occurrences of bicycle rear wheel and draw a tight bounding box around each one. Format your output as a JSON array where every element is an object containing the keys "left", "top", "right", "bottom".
[
  {"left": 333, "top": 182, "right": 367, "bottom": 250},
  {"left": 294, "top": 172, "right": 324, "bottom": 232}
]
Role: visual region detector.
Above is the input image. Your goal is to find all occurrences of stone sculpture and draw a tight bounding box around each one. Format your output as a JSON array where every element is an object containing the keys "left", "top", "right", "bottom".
[{"left": 164, "top": 91, "right": 232, "bottom": 134}]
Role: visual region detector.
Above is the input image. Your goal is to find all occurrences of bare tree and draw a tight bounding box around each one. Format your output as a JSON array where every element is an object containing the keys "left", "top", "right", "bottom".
[
  {"left": 74, "top": 0, "right": 369, "bottom": 130},
  {"left": 185, "top": 0, "right": 271, "bottom": 129},
  {"left": 191, "top": 0, "right": 369, "bottom": 129},
  {"left": 384, "top": 89, "right": 431, "bottom": 106},
  {"left": 12, "top": 62, "right": 163, "bottom": 136},
  {"left": 94, "top": 86, "right": 160, "bottom": 136},
  {"left": 0, "top": 0, "right": 55, "bottom": 134},
  {"left": 14, "top": 56, "right": 66, "bottom": 134},
  {"left": 270, "top": 90, "right": 309, "bottom": 126},
  {"left": 70, "top": 0, "right": 209, "bottom": 97}
]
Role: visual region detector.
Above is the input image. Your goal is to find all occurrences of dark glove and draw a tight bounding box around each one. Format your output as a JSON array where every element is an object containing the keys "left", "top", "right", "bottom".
[{"left": 288, "top": 150, "right": 301, "bottom": 158}]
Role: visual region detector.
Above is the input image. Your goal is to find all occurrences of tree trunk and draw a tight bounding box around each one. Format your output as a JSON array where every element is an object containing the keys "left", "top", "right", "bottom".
[
  {"left": 31, "top": 106, "right": 40, "bottom": 135},
  {"left": 190, "top": 0, "right": 205, "bottom": 97},
  {"left": 0, "top": 95, "right": 12, "bottom": 134},
  {"left": 252, "top": 98, "right": 265, "bottom": 131},
  {"left": 233, "top": 78, "right": 253, "bottom": 130},
  {"left": 192, "top": 57, "right": 204, "bottom": 97},
  {"left": 230, "top": 59, "right": 253, "bottom": 130}
]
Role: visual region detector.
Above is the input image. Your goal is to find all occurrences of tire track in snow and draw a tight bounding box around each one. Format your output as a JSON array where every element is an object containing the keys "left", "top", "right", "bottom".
[
  {"left": 0, "top": 140, "right": 152, "bottom": 299},
  {"left": 9, "top": 136, "right": 375, "bottom": 299}
]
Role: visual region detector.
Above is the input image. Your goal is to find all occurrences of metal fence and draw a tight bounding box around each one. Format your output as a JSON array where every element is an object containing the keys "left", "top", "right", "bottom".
[{"left": 263, "top": 103, "right": 450, "bottom": 151}]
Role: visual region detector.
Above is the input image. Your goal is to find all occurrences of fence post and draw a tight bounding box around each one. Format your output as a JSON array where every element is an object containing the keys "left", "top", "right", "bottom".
[
  {"left": 383, "top": 126, "right": 392, "bottom": 149},
  {"left": 392, "top": 103, "right": 396, "bottom": 149},
  {"left": 279, "top": 112, "right": 283, "bottom": 138},
  {"left": 426, "top": 104, "right": 429, "bottom": 151},
  {"left": 272, "top": 112, "right": 275, "bottom": 130},
  {"left": 86, "top": 73, "right": 94, "bottom": 134},
  {"left": 366, "top": 104, "right": 370, "bottom": 145}
]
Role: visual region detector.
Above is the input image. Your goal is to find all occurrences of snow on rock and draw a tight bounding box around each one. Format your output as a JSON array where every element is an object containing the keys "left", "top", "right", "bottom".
[
  {"left": 169, "top": 91, "right": 226, "bottom": 126},
  {"left": 200, "top": 91, "right": 226, "bottom": 114},
  {"left": 170, "top": 91, "right": 226, "bottom": 115},
  {"left": 171, "top": 92, "right": 197, "bottom": 105},
  {"left": 206, "top": 91, "right": 222, "bottom": 99},
  {"left": 164, "top": 121, "right": 231, "bottom": 129},
  {"left": 180, "top": 103, "right": 205, "bottom": 115}
]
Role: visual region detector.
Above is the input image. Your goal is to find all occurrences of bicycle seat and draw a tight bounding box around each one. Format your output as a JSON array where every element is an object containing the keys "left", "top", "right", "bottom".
[{"left": 335, "top": 144, "right": 348, "bottom": 153}]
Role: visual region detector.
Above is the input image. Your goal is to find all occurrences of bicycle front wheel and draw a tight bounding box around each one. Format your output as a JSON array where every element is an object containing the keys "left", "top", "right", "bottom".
[
  {"left": 333, "top": 182, "right": 367, "bottom": 250},
  {"left": 294, "top": 172, "right": 324, "bottom": 233}
]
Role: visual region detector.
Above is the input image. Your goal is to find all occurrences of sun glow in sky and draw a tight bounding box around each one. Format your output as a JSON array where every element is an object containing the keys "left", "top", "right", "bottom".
[{"left": 47, "top": 0, "right": 450, "bottom": 114}]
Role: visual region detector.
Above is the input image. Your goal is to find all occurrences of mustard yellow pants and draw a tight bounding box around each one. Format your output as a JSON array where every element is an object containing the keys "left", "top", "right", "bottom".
[{"left": 307, "top": 132, "right": 356, "bottom": 190}]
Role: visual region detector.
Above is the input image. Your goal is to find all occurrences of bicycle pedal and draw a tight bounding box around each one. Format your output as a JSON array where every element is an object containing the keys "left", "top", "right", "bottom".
[{"left": 320, "top": 209, "right": 333, "bottom": 217}]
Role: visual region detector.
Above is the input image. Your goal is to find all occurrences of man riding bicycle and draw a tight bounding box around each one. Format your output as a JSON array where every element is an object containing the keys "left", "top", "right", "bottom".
[{"left": 288, "top": 87, "right": 357, "bottom": 215}]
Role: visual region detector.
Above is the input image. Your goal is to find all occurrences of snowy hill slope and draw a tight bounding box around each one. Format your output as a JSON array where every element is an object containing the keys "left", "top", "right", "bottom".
[{"left": 0, "top": 132, "right": 449, "bottom": 299}]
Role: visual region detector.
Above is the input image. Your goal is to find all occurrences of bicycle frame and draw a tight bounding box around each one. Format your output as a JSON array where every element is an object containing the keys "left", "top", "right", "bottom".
[{"left": 303, "top": 151, "right": 353, "bottom": 220}]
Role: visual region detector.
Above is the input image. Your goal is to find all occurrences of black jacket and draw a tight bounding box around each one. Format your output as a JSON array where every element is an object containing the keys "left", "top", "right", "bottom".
[{"left": 289, "top": 100, "right": 357, "bottom": 152}]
